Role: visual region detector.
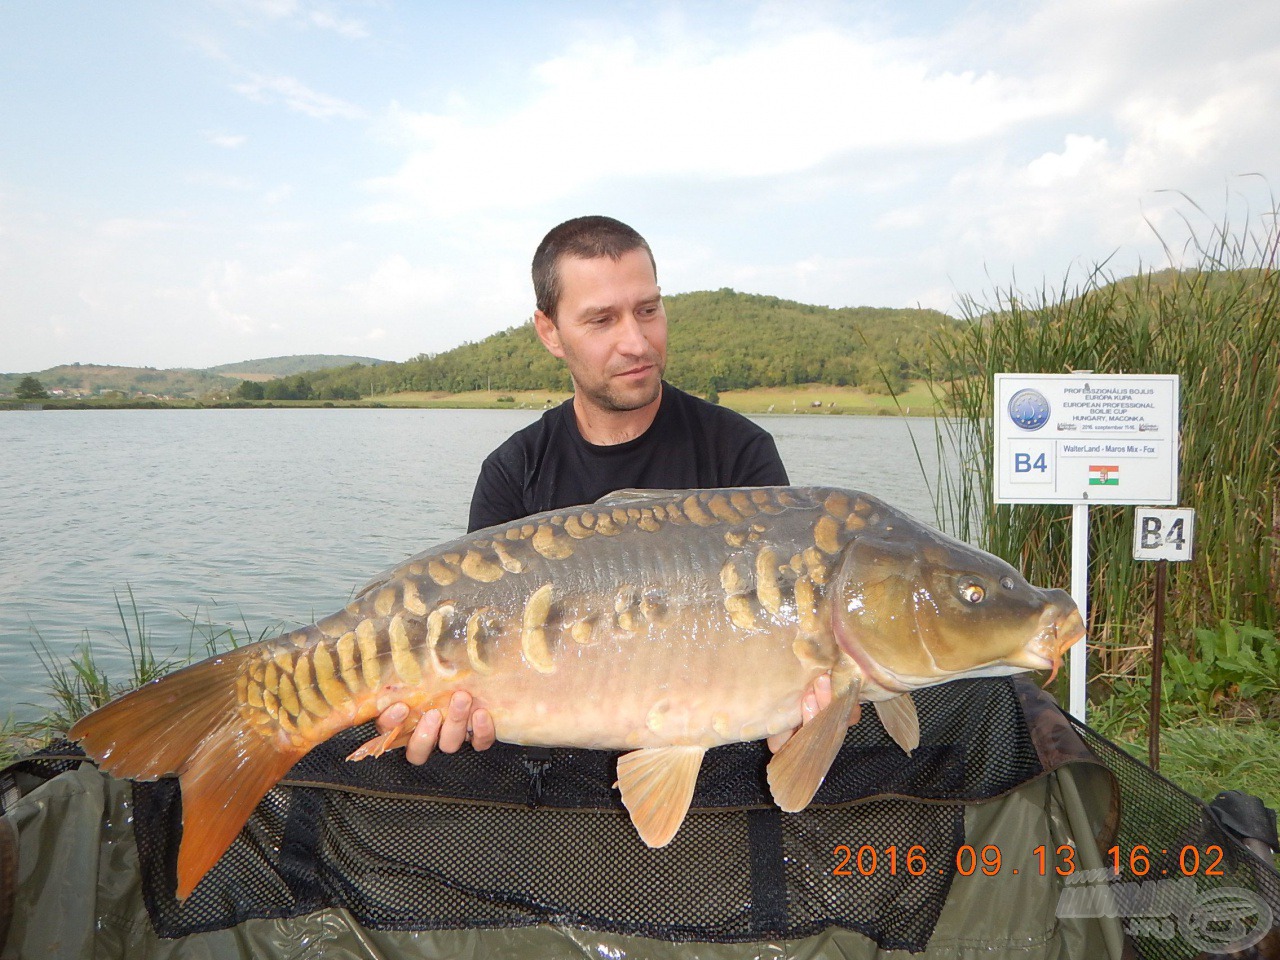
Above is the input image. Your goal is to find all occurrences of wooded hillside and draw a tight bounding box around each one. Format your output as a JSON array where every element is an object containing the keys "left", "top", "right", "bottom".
[{"left": 306, "top": 289, "right": 960, "bottom": 398}]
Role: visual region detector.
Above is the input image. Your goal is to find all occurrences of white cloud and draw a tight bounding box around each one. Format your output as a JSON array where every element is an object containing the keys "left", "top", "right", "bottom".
[
  {"left": 203, "top": 131, "right": 248, "bottom": 148},
  {"left": 343, "top": 255, "right": 455, "bottom": 314},
  {"left": 306, "top": 7, "right": 368, "bottom": 39},
  {"left": 214, "top": 0, "right": 369, "bottom": 38},
  {"left": 1026, "top": 135, "right": 1110, "bottom": 187},
  {"left": 361, "top": 28, "right": 1071, "bottom": 220},
  {"left": 233, "top": 72, "right": 365, "bottom": 120},
  {"left": 263, "top": 185, "right": 294, "bottom": 205}
]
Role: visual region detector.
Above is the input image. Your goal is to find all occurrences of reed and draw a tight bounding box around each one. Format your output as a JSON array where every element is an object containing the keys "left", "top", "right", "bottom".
[{"left": 928, "top": 207, "right": 1280, "bottom": 718}]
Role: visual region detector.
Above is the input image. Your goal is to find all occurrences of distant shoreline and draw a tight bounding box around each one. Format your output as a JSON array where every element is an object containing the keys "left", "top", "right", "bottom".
[{"left": 1, "top": 382, "right": 949, "bottom": 417}]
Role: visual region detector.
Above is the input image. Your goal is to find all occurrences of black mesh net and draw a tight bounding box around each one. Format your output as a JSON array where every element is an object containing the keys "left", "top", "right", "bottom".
[
  {"left": 1066, "top": 723, "right": 1280, "bottom": 959},
  {"left": 8, "top": 677, "right": 1278, "bottom": 957}
]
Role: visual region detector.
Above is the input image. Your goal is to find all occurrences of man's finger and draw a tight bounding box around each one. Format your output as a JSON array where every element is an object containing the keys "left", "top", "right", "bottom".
[
  {"left": 405, "top": 709, "right": 443, "bottom": 765},
  {"left": 376, "top": 701, "right": 409, "bottom": 735},
  {"left": 470, "top": 708, "right": 497, "bottom": 750},
  {"left": 812, "top": 673, "right": 833, "bottom": 711},
  {"left": 766, "top": 729, "right": 793, "bottom": 753},
  {"left": 436, "top": 690, "right": 473, "bottom": 754},
  {"left": 802, "top": 690, "right": 819, "bottom": 722}
]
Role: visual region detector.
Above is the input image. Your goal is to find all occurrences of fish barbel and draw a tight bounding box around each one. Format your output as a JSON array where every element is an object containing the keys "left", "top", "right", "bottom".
[{"left": 70, "top": 486, "right": 1084, "bottom": 900}]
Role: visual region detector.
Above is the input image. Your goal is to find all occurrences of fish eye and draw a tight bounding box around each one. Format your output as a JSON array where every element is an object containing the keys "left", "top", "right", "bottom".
[
  {"left": 1000, "top": 576, "right": 1015, "bottom": 590},
  {"left": 959, "top": 580, "right": 986, "bottom": 604}
]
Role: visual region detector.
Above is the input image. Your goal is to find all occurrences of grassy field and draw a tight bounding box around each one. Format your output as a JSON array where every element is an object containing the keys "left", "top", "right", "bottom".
[{"left": 368, "top": 381, "right": 947, "bottom": 416}]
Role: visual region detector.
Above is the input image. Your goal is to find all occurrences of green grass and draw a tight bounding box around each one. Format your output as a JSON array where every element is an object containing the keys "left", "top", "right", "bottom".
[{"left": 1095, "top": 710, "right": 1280, "bottom": 812}]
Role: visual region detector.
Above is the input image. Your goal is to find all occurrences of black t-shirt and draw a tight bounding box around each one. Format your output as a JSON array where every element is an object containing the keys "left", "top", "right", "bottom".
[{"left": 468, "top": 383, "right": 789, "bottom": 532}]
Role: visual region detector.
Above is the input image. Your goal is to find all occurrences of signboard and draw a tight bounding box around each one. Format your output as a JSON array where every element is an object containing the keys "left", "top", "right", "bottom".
[
  {"left": 994, "top": 374, "right": 1180, "bottom": 504},
  {"left": 1133, "top": 508, "right": 1195, "bottom": 562}
]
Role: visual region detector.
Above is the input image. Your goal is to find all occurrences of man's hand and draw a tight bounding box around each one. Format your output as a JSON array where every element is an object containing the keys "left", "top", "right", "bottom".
[
  {"left": 767, "top": 673, "right": 842, "bottom": 753},
  {"left": 375, "top": 692, "right": 497, "bottom": 765}
]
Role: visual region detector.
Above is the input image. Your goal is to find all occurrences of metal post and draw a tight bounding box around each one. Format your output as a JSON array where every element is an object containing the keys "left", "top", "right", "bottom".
[
  {"left": 1070, "top": 504, "right": 1089, "bottom": 721},
  {"left": 1148, "top": 559, "right": 1166, "bottom": 770}
]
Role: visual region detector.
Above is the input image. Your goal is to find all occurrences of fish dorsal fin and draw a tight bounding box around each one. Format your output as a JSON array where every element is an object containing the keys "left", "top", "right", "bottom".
[
  {"left": 874, "top": 694, "right": 920, "bottom": 756},
  {"left": 766, "top": 674, "right": 862, "bottom": 812},
  {"left": 615, "top": 745, "right": 706, "bottom": 847},
  {"left": 594, "top": 488, "right": 675, "bottom": 505}
]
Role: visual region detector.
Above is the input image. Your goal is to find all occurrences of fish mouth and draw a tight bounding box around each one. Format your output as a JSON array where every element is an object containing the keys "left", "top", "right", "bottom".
[
  {"left": 1005, "top": 603, "right": 1086, "bottom": 686},
  {"left": 1042, "top": 606, "right": 1086, "bottom": 686}
]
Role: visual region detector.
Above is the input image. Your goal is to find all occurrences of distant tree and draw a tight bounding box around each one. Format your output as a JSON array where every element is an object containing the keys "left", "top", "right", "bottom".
[
  {"left": 236, "top": 380, "right": 265, "bottom": 401},
  {"left": 263, "top": 374, "right": 313, "bottom": 401},
  {"left": 16, "top": 376, "right": 48, "bottom": 399}
]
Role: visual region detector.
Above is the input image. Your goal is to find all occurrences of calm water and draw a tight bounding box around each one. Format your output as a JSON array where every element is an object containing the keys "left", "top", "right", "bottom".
[{"left": 0, "top": 409, "right": 948, "bottom": 721}]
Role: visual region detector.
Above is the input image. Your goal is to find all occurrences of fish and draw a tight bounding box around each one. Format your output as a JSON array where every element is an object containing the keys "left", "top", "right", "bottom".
[{"left": 69, "top": 486, "right": 1084, "bottom": 901}]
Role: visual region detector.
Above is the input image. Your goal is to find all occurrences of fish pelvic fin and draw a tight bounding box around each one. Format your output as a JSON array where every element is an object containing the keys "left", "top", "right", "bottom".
[
  {"left": 766, "top": 674, "right": 862, "bottom": 812},
  {"left": 69, "top": 646, "right": 309, "bottom": 900},
  {"left": 874, "top": 693, "right": 920, "bottom": 756},
  {"left": 615, "top": 745, "right": 706, "bottom": 848}
]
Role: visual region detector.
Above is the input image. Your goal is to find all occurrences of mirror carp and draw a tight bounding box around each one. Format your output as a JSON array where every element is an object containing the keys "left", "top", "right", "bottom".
[{"left": 70, "top": 486, "right": 1084, "bottom": 900}]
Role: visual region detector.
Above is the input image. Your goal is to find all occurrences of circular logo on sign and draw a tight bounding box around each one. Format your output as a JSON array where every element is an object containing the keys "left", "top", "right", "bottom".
[{"left": 1008, "top": 388, "right": 1051, "bottom": 431}]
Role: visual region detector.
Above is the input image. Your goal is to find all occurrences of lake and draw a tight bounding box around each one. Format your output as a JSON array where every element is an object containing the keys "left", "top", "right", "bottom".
[{"left": 0, "top": 409, "right": 949, "bottom": 722}]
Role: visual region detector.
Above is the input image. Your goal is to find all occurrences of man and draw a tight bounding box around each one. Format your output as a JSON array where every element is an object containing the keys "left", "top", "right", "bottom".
[{"left": 376, "top": 215, "right": 828, "bottom": 760}]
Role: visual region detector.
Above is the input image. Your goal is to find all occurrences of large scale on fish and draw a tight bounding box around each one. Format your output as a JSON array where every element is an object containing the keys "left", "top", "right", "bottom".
[{"left": 71, "top": 486, "right": 1085, "bottom": 901}]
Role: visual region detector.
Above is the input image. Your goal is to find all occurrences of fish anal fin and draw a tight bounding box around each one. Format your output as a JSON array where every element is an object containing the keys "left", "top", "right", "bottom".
[
  {"left": 176, "top": 731, "right": 306, "bottom": 900},
  {"left": 345, "top": 690, "right": 454, "bottom": 762},
  {"left": 766, "top": 675, "right": 862, "bottom": 812},
  {"left": 874, "top": 693, "right": 920, "bottom": 755},
  {"left": 615, "top": 745, "right": 706, "bottom": 848},
  {"left": 347, "top": 721, "right": 413, "bottom": 761}
]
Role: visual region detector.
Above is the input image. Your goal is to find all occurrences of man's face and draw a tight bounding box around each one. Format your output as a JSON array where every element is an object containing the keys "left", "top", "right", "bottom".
[{"left": 533, "top": 248, "right": 667, "bottom": 414}]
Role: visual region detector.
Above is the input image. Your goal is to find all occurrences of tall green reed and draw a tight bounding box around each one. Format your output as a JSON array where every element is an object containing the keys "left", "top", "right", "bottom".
[{"left": 928, "top": 209, "right": 1279, "bottom": 712}]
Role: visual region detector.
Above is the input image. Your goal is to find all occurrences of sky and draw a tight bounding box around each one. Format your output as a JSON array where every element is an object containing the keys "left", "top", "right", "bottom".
[{"left": 2, "top": 0, "right": 1279, "bottom": 374}]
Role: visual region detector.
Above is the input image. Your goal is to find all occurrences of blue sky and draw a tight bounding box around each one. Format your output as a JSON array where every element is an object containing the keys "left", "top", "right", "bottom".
[{"left": 3, "top": 0, "right": 1278, "bottom": 372}]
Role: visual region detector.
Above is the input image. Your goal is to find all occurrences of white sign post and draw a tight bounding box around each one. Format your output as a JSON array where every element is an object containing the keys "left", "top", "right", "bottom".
[{"left": 993, "top": 374, "right": 1180, "bottom": 721}]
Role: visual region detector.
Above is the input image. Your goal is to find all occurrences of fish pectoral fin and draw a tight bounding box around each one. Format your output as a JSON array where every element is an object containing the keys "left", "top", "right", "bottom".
[
  {"left": 874, "top": 694, "right": 920, "bottom": 756},
  {"left": 615, "top": 745, "right": 706, "bottom": 848},
  {"left": 766, "top": 675, "right": 862, "bottom": 812}
]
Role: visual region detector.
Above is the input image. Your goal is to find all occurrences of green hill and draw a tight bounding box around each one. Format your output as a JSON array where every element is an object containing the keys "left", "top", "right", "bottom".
[
  {"left": 207, "top": 355, "right": 387, "bottom": 378},
  {"left": 0, "top": 363, "right": 237, "bottom": 399},
  {"left": 306, "top": 290, "right": 962, "bottom": 398},
  {"left": 0, "top": 356, "right": 387, "bottom": 399}
]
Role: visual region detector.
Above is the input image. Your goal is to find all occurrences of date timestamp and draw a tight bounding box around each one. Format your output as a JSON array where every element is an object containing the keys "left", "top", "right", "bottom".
[{"left": 832, "top": 844, "right": 1227, "bottom": 878}]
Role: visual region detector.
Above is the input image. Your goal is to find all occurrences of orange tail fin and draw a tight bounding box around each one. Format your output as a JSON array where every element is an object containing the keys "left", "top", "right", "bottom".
[{"left": 69, "top": 646, "right": 308, "bottom": 900}]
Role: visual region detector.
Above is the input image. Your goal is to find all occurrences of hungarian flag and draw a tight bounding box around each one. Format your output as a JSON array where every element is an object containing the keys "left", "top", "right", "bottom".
[{"left": 1089, "top": 464, "right": 1119, "bottom": 485}]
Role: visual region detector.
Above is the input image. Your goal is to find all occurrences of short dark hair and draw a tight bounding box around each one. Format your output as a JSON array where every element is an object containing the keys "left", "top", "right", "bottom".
[{"left": 532, "top": 216, "right": 656, "bottom": 319}]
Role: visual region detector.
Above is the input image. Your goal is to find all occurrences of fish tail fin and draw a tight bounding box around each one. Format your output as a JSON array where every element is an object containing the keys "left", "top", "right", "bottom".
[
  {"left": 174, "top": 725, "right": 305, "bottom": 900},
  {"left": 69, "top": 645, "right": 307, "bottom": 900}
]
